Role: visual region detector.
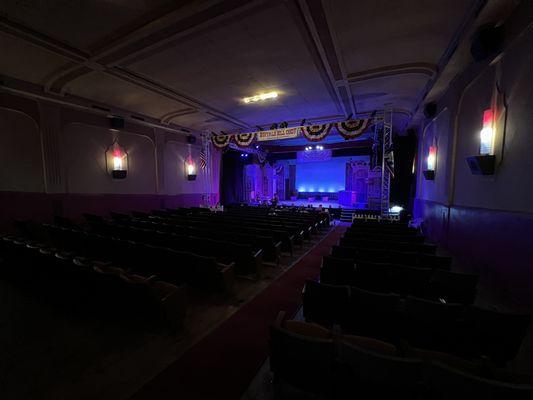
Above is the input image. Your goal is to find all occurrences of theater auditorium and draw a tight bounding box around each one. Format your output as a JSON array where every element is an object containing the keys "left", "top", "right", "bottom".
[{"left": 1, "top": 1, "right": 532, "bottom": 399}]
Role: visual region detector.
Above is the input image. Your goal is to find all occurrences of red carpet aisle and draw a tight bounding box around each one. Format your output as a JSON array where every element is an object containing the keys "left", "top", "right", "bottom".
[{"left": 130, "top": 226, "right": 346, "bottom": 400}]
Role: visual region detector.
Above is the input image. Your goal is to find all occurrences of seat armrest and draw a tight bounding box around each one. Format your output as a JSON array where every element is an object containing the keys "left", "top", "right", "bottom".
[{"left": 274, "top": 311, "right": 286, "bottom": 327}]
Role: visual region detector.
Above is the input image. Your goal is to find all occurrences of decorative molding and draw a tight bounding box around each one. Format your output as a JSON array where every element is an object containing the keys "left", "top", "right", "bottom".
[
  {"left": 38, "top": 103, "right": 63, "bottom": 192},
  {"left": 347, "top": 63, "right": 438, "bottom": 84},
  {"left": 0, "top": 2, "right": 259, "bottom": 131}
]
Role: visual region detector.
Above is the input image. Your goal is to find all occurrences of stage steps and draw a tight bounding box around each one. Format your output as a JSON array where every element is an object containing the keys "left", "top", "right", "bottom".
[{"left": 340, "top": 208, "right": 357, "bottom": 222}]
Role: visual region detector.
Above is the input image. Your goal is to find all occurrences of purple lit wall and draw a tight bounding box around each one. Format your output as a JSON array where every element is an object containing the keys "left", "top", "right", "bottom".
[
  {"left": 414, "top": 21, "right": 533, "bottom": 310},
  {"left": 0, "top": 91, "right": 220, "bottom": 230}
]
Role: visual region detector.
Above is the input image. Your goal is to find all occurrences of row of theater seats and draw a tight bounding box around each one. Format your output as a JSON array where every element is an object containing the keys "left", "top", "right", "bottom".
[
  {"left": 139, "top": 206, "right": 329, "bottom": 256},
  {"left": 64, "top": 218, "right": 263, "bottom": 277},
  {"left": 0, "top": 234, "right": 186, "bottom": 328},
  {"left": 43, "top": 223, "right": 235, "bottom": 293},
  {"left": 303, "top": 280, "right": 529, "bottom": 365},
  {"left": 109, "top": 206, "right": 329, "bottom": 263},
  {"left": 270, "top": 311, "right": 533, "bottom": 399},
  {"left": 269, "top": 219, "right": 532, "bottom": 398},
  {"left": 321, "top": 257, "right": 478, "bottom": 304}
]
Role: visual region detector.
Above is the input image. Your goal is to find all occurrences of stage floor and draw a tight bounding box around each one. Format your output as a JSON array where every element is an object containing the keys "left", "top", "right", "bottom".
[{"left": 278, "top": 199, "right": 342, "bottom": 208}]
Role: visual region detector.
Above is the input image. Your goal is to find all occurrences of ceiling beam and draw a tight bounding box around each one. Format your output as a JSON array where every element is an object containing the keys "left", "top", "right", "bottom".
[
  {"left": 347, "top": 63, "right": 437, "bottom": 84},
  {"left": 0, "top": 1, "right": 265, "bottom": 130},
  {"left": 289, "top": 0, "right": 356, "bottom": 117}
]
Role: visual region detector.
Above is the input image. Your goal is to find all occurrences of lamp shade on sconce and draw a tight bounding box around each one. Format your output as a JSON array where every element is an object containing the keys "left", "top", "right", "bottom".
[
  {"left": 480, "top": 109, "right": 495, "bottom": 155},
  {"left": 106, "top": 142, "right": 128, "bottom": 179},
  {"left": 467, "top": 108, "right": 497, "bottom": 175},
  {"left": 423, "top": 146, "right": 436, "bottom": 180},
  {"left": 185, "top": 157, "right": 197, "bottom": 181}
]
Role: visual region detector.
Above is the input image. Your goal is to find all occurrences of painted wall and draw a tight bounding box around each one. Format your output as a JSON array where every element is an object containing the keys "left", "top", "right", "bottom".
[
  {"left": 414, "top": 20, "right": 533, "bottom": 310},
  {"left": 0, "top": 92, "right": 219, "bottom": 229}
]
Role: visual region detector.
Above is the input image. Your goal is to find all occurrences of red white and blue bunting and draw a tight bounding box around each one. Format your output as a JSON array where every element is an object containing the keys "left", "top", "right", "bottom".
[
  {"left": 301, "top": 123, "right": 332, "bottom": 141},
  {"left": 211, "top": 134, "right": 231, "bottom": 148},
  {"left": 211, "top": 118, "right": 375, "bottom": 149},
  {"left": 233, "top": 132, "right": 256, "bottom": 147},
  {"left": 336, "top": 118, "right": 371, "bottom": 140}
]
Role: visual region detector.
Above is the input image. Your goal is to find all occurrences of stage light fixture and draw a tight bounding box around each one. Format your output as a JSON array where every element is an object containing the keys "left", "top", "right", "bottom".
[
  {"left": 389, "top": 205, "right": 404, "bottom": 214},
  {"left": 243, "top": 91, "right": 278, "bottom": 104}
]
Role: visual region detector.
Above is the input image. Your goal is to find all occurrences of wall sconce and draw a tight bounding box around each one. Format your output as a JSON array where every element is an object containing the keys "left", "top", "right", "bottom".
[
  {"left": 106, "top": 142, "right": 128, "bottom": 179},
  {"left": 423, "top": 146, "right": 436, "bottom": 180},
  {"left": 467, "top": 108, "right": 496, "bottom": 175},
  {"left": 185, "top": 157, "right": 197, "bottom": 181}
]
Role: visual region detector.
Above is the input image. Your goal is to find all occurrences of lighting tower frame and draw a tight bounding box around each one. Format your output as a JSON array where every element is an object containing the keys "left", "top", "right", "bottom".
[{"left": 380, "top": 105, "right": 393, "bottom": 216}]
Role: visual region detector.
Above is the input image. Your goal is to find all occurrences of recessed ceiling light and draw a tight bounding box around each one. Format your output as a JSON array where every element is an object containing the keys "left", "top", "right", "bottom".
[{"left": 243, "top": 91, "right": 278, "bottom": 104}]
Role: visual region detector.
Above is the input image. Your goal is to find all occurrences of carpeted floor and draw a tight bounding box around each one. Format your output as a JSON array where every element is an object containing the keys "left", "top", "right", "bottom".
[{"left": 130, "top": 225, "right": 346, "bottom": 400}]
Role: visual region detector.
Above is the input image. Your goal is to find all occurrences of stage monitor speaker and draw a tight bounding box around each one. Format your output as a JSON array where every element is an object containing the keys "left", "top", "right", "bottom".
[
  {"left": 471, "top": 24, "right": 505, "bottom": 62},
  {"left": 109, "top": 116, "right": 125, "bottom": 130},
  {"left": 423, "top": 102, "right": 437, "bottom": 119},
  {"left": 186, "top": 135, "right": 197, "bottom": 144},
  {"left": 466, "top": 155, "right": 496, "bottom": 175}
]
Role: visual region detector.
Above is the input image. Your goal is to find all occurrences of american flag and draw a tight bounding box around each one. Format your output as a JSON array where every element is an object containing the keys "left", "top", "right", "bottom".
[{"left": 199, "top": 149, "right": 207, "bottom": 170}]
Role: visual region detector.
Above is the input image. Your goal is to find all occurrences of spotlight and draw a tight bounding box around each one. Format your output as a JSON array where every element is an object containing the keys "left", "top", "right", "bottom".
[
  {"left": 255, "top": 145, "right": 260, "bottom": 149},
  {"left": 389, "top": 205, "right": 404, "bottom": 214}
]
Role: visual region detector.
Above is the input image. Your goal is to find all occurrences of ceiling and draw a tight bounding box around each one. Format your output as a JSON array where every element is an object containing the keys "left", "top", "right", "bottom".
[{"left": 0, "top": 0, "right": 515, "bottom": 145}]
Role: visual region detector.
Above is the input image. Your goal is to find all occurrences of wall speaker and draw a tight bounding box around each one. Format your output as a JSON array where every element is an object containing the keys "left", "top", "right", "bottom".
[
  {"left": 466, "top": 155, "right": 496, "bottom": 175},
  {"left": 110, "top": 116, "right": 125, "bottom": 130},
  {"left": 423, "top": 102, "right": 437, "bottom": 119},
  {"left": 471, "top": 24, "right": 505, "bottom": 62},
  {"left": 186, "top": 135, "right": 197, "bottom": 144}
]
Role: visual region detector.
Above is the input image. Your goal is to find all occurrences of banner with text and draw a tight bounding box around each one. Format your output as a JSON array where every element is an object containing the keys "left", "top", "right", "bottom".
[{"left": 257, "top": 127, "right": 300, "bottom": 141}]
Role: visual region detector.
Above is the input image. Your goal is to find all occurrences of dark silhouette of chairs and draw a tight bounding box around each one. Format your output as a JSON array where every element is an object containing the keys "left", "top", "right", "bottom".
[
  {"left": 426, "top": 269, "right": 479, "bottom": 304},
  {"left": 320, "top": 255, "right": 356, "bottom": 285},
  {"left": 269, "top": 311, "right": 336, "bottom": 397},
  {"left": 403, "top": 296, "right": 464, "bottom": 354},
  {"left": 336, "top": 336, "right": 422, "bottom": 399},
  {"left": 426, "top": 359, "right": 533, "bottom": 400},
  {"left": 345, "top": 286, "right": 401, "bottom": 341},
  {"left": 303, "top": 279, "right": 350, "bottom": 327}
]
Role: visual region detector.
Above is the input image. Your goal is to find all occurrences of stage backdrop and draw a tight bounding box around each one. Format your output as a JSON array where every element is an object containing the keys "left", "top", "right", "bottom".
[{"left": 275, "top": 155, "right": 369, "bottom": 194}]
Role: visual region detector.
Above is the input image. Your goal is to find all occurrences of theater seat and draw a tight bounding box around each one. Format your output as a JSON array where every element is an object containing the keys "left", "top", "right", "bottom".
[
  {"left": 336, "top": 335, "right": 422, "bottom": 399},
  {"left": 302, "top": 279, "right": 350, "bottom": 327},
  {"left": 269, "top": 311, "right": 336, "bottom": 396},
  {"left": 426, "top": 360, "right": 533, "bottom": 400},
  {"left": 427, "top": 270, "right": 479, "bottom": 304},
  {"left": 345, "top": 286, "right": 401, "bottom": 341}
]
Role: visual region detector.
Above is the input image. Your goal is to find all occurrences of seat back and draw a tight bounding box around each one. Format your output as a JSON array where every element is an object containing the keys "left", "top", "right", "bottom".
[
  {"left": 426, "top": 361, "right": 533, "bottom": 400},
  {"left": 303, "top": 280, "right": 350, "bottom": 327},
  {"left": 269, "top": 322, "right": 335, "bottom": 395},
  {"left": 337, "top": 339, "right": 422, "bottom": 397}
]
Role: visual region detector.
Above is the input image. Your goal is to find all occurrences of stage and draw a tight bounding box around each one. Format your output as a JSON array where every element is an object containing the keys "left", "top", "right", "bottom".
[{"left": 278, "top": 199, "right": 342, "bottom": 209}]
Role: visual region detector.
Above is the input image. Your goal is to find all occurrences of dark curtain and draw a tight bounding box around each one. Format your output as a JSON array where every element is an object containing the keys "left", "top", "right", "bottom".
[
  {"left": 220, "top": 151, "right": 245, "bottom": 205},
  {"left": 390, "top": 132, "right": 417, "bottom": 210}
]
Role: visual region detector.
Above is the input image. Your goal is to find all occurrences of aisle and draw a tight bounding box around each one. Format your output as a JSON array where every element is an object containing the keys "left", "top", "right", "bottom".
[{"left": 130, "top": 225, "right": 346, "bottom": 400}]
